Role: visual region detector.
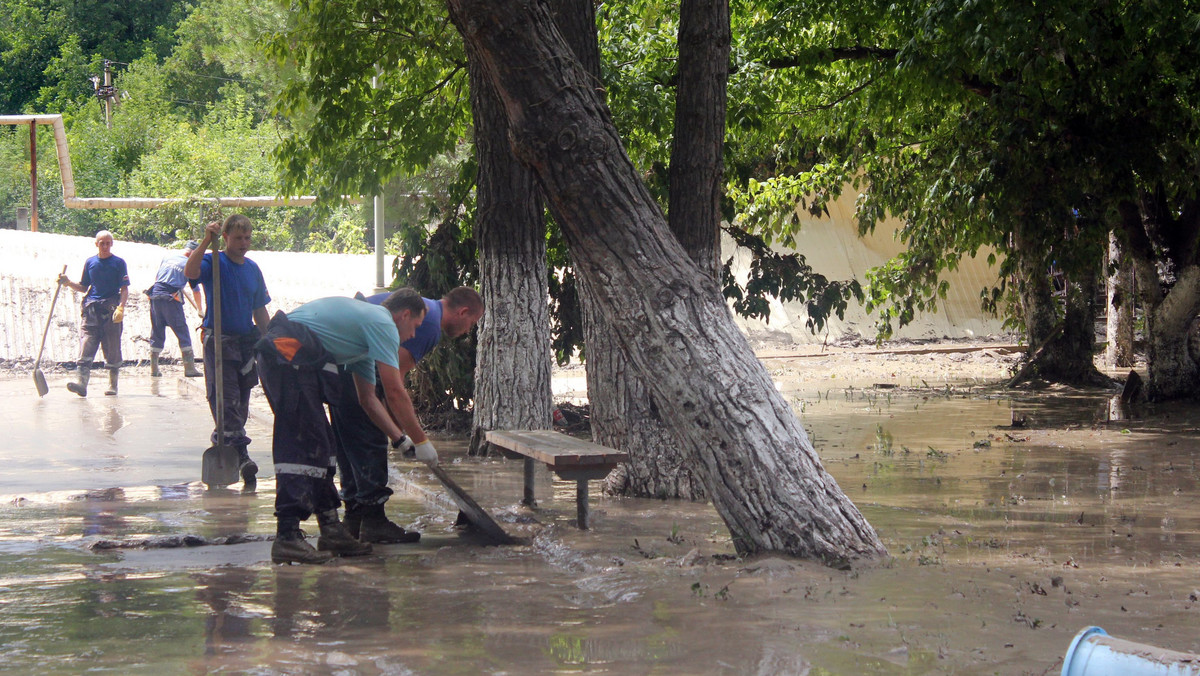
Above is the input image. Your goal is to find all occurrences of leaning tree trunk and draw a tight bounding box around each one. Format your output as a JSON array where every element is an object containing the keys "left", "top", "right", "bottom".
[
  {"left": 468, "top": 56, "right": 554, "bottom": 455},
  {"left": 1106, "top": 230, "right": 1136, "bottom": 369},
  {"left": 447, "top": 0, "right": 886, "bottom": 562},
  {"left": 609, "top": 0, "right": 728, "bottom": 500},
  {"left": 548, "top": 0, "right": 704, "bottom": 500}
]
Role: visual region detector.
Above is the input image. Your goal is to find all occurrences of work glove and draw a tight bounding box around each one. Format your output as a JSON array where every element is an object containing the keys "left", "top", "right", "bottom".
[
  {"left": 112, "top": 306, "right": 124, "bottom": 323},
  {"left": 389, "top": 435, "right": 415, "bottom": 454},
  {"left": 414, "top": 440, "right": 438, "bottom": 466}
]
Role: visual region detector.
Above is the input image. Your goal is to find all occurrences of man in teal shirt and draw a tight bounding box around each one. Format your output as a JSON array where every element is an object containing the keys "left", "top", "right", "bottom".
[{"left": 256, "top": 289, "right": 427, "bottom": 565}]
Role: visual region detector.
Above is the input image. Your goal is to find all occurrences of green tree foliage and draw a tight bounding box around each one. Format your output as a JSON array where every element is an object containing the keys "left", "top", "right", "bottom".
[{"left": 731, "top": 0, "right": 1200, "bottom": 348}]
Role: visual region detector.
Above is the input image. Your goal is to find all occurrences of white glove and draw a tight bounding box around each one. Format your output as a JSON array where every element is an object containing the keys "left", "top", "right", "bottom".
[
  {"left": 389, "top": 435, "right": 415, "bottom": 453},
  {"left": 414, "top": 440, "right": 438, "bottom": 465}
]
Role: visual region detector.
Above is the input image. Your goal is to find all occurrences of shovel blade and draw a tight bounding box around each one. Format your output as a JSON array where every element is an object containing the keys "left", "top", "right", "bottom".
[
  {"left": 33, "top": 370, "right": 48, "bottom": 398},
  {"left": 426, "top": 462, "right": 517, "bottom": 545},
  {"left": 202, "top": 443, "right": 241, "bottom": 488}
]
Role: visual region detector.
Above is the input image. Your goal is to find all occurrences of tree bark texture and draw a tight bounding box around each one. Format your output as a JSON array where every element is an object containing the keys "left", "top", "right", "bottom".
[
  {"left": 468, "top": 56, "right": 554, "bottom": 455},
  {"left": 1142, "top": 264, "right": 1200, "bottom": 400},
  {"left": 546, "top": 0, "right": 708, "bottom": 501},
  {"left": 447, "top": 0, "right": 886, "bottom": 562},
  {"left": 1105, "top": 230, "right": 1135, "bottom": 369},
  {"left": 667, "top": 0, "right": 729, "bottom": 278}
]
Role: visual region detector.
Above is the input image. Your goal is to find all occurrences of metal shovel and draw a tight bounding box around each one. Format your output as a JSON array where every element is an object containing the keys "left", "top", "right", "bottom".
[
  {"left": 201, "top": 241, "right": 240, "bottom": 488},
  {"left": 33, "top": 265, "right": 68, "bottom": 397}
]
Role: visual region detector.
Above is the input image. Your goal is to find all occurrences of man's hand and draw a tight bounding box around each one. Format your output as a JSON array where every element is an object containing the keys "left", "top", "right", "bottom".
[
  {"left": 58, "top": 273, "right": 69, "bottom": 286},
  {"left": 111, "top": 306, "right": 124, "bottom": 323},
  {"left": 414, "top": 440, "right": 438, "bottom": 465},
  {"left": 390, "top": 435, "right": 415, "bottom": 454}
]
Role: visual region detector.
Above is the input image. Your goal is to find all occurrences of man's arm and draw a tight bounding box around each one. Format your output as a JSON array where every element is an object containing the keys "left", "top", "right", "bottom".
[
  {"left": 58, "top": 275, "right": 85, "bottom": 294},
  {"left": 119, "top": 285, "right": 129, "bottom": 308},
  {"left": 354, "top": 370, "right": 405, "bottom": 441},
  {"left": 253, "top": 306, "right": 270, "bottom": 335},
  {"left": 380, "top": 350, "right": 428, "bottom": 444},
  {"left": 184, "top": 221, "right": 221, "bottom": 280}
]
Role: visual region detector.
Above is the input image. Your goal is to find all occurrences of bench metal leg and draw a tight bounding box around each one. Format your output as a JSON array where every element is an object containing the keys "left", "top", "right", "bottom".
[
  {"left": 576, "top": 479, "right": 589, "bottom": 530},
  {"left": 522, "top": 457, "right": 537, "bottom": 507}
]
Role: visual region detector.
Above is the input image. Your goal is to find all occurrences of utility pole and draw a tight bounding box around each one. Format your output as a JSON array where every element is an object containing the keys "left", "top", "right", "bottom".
[{"left": 91, "top": 61, "right": 118, "bottom": 129}]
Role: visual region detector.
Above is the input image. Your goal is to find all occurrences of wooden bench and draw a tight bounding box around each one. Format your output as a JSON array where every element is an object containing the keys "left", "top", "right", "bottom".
[{"left": 485, "top": 429, "right": 628, "bottom": 530}]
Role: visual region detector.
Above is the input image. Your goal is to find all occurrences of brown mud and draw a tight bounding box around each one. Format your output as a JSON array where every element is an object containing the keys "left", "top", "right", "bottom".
[{"left": 0, "top": 344, "right": 1197, "bottom": 674}]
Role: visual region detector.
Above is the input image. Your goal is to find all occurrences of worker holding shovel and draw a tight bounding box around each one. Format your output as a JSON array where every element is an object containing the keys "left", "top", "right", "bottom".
[
  {"left": 185, "top": 215, "right": 271, "bottom": 487},
  {"left": 59, "top": 230, "right": 129, "bottom": 397}
]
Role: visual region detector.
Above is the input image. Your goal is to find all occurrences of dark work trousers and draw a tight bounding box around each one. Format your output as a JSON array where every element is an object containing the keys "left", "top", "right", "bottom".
[
  {"left": 256, "top": 343, "right": 341, "bottom": 523},
  {"left": 149, "top": 297, "right": 192, "bottom": 350},
  {"left": 329, "top": 369, "right": 393, "bottom": 508},
  {"left": 203, "top": 332, "right": 258, "bottom": 449},
  {"left": 78, "top": 301, "right": 123, "bottom": 368}
]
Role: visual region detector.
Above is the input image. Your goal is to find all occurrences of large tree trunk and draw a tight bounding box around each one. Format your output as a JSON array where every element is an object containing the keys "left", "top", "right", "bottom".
[
  {"left": 604, "top": 0, "right": 729, "bottom": 501},
  {"left": 468, "top": 55, "right": 554, "bottom": 455},
  {"left": 1010, "top": 218, "right": 1107, "bottom": 386},
  {"left": 1119, "top": 198, "right": 1200, "bottom": 401},
  {"left": 549, "top": 0, "right": 703, "bottom": 501},
  {"left": 447, "top": 0, "right": 886, "bottom": 562},
  {"left": 1106, "top": 230, "right": 1136, "bottom": 369},
  {"left": 1141, "top": 264, "right": 1200, "bottom": 400}
]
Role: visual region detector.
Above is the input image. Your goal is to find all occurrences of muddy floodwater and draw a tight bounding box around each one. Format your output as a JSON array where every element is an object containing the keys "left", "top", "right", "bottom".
[{"left": 1, "top": 349, "right": 1199, "bottom": 674}]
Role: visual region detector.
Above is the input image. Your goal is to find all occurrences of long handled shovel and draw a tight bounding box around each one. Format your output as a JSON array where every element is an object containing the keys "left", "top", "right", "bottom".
[
  {"left": 33, "top": 265, "right": 68, "bottom": 397},
  {"left": 201, "top": 242, "right": 240, "bottom": 488}
]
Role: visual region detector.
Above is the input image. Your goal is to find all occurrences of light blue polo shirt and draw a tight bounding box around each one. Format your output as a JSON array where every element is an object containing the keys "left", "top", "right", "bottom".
[{"left": 286, "top": 296, "right": 400, "bottom": 383}]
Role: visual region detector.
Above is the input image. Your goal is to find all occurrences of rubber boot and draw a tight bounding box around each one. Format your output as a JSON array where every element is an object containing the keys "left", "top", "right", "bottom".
[
  {"left": 359, "top": 503, "right": 420, "bottom": 544},
  {"left": 343, "top": 501, "right": 363, "bottom": 539},
  {"left": 316, "top": 510, "right": 372, "bottom": 557},
  {"left": 181, "top": 347, "right": 202, "bottom": 377},
  {"left": 67, "top": 367, "right": 90, "bottom": 397},
  {"left": 237, "top": 445, "right": 258, "bottom": 487},
  {"left": 272, "top": 521, "right": 332, "bottom": 565},
  {"left": 104, "top": 368, "right": 119, "bottom": 396},
  {"left": 149, "top": 350, "right": 162, "bottom": 377}
]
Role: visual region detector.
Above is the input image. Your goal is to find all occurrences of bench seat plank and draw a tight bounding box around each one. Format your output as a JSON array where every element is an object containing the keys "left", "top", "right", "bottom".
[{"left": 486, "top": 430, "right": 628, "bottom": 467}]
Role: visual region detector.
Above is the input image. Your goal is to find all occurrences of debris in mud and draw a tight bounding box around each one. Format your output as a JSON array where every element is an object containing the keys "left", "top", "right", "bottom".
[{"left": 88, "top": 533, "right": 272, "bottom": 550}]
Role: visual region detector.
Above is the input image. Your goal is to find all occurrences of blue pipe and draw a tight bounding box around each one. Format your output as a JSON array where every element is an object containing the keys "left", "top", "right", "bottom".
[{"left": 1063, "top": 627, "right": 1200, "bottom": 676}]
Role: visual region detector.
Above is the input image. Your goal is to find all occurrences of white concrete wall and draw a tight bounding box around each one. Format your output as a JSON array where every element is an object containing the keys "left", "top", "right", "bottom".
[{"left": 0, "top": 229, "right": 379, "bottom": 363}]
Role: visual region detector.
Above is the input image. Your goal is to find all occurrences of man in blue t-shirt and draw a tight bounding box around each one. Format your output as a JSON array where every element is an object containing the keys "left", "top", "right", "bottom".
[
  {"left": 329, "top": 286, "right": 483, "bottom": 543},
  {"left": 185, "top": 215, "right": 271, "bottom": 487},
  {"left": 255, "top": 289, "right": 427, "bottom": 564},
  {"left": 146, "top": 240, "right": 203, "bottom": 378},
  {"left": 59, "top": 230, "right": 130, "bottom": 397}
]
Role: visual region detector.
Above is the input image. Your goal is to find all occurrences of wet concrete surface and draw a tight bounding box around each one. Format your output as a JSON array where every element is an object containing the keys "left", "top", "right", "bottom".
[{"left": 1, "top": 364, "right": 1199, "bottom": 674}]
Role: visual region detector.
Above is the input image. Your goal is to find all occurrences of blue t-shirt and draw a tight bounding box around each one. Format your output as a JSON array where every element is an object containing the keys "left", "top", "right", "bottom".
[
  {"left": 364, "top": 293, "right": 442, "bottom": 363},
  {"left": 149, "top": 252, "right": 199, "bottom": 299},
  {"left": 79, "top": 255, "right": 130, "bottom": 305},
  {"left": 197, "top": 252, "right": 270, "bottom": 335},
  {"left": 287, "top": 296, "right": 400, "bottom": 383}
]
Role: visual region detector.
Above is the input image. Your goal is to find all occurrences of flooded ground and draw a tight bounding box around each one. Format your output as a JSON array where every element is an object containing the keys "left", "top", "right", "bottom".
[{"left": 1, "top": 348, "right": 1199, "bottom": 674}]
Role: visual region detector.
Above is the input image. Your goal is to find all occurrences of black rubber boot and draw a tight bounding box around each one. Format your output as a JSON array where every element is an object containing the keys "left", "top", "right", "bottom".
[
  {"left": 181, "top": 347, "right": 202, "bottom": 377},
  {"left": 67, "top": 367, "right": 90, "bottom": 397},
  {"left": 150, "top": 351, "right": 161, "bottom": 377},
  {"left": 359, "top": 504, "right": 420, "bottom": 544},
  {"left": 316, "top": 510, "right": 372, "bottom": 557},
  {"left": 272, "top": 528, "right": 333, "bottom": 565},
  {"left": 104, "top": 368, "right": 118, "bottom": 396},
  {"left": 237, "top": 446, "right": 258, "bottom": 487}
]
